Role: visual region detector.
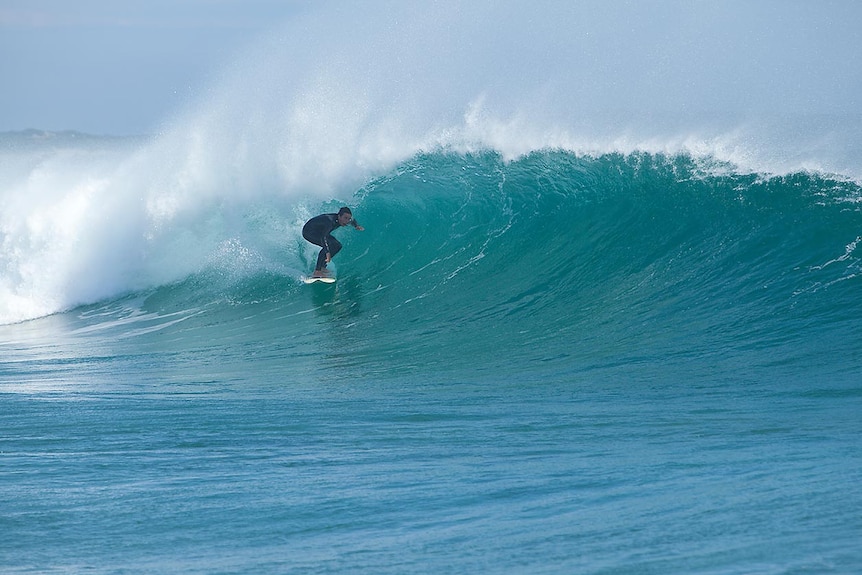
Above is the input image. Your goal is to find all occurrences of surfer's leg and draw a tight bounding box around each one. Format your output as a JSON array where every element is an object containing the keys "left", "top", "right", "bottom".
[
  {"left": 303, "top": 230, "right": 328, "bottom": 271},
  {"left": 313, "top": 237, "right": 341, "bottom": 271},
  {"left": 325, "top": 235, "right": 342, "bottom": 262},
  {"left": 315, "top": 248, "right": 328, "bottom": 271}
]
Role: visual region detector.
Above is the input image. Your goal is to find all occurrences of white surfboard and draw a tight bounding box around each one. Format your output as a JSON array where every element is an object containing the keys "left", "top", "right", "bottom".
[{"left": 302, "top": 276, "right": 336, "bottom": 284}]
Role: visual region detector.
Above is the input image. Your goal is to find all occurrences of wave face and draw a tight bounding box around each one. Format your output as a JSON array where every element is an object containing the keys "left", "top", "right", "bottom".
[
  {"left": 6, "top": 147, "right": 859, "bottom": 386},
  {"left": 345, "top": 152, "right": 862, "bottom": 381}
]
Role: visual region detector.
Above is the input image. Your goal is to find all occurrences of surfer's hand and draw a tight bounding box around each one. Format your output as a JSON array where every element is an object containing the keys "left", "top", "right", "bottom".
[
  {"left": 325, "top": 253, "right": 331, "bottom": 263},
  {"left": 356, "top": 225, "right": 364, "bottom": 231}
]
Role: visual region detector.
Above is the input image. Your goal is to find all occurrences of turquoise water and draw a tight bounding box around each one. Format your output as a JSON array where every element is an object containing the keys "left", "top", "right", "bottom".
[
  {"left": 2, "top": 146, "right": 861, "bottom": 573},
  {"left": 4, "top": 1, "right": 862, "bottom": 570}
]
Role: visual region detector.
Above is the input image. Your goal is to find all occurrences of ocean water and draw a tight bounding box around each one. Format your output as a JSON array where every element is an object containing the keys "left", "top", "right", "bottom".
[
  {"left": 3, "top": 138, "right": 862, "bottom": 574},
  {"left": 3, "top": 2, "right": 862, "bottom": 573}
]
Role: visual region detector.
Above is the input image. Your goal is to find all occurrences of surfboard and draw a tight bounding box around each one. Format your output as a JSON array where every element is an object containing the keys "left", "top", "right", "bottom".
[{"left": 302, "top": 276, "right": 336, "bottom": 284}]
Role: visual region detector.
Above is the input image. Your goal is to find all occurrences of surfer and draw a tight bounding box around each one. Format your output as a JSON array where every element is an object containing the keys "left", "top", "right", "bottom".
[{"left": 302, "top": 207, "right": 364, "bottom": 277}]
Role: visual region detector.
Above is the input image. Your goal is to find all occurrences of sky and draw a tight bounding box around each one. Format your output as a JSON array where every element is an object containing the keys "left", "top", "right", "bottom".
[
  {"left": 0, "top": 0, "right": 318, "bottom": 134},
  {"left": 2, "top": 1, "right": 861, "bottom": 137}
]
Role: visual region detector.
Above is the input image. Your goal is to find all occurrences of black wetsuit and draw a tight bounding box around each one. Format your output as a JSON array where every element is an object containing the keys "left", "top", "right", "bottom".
[{"left": 301, "top": 213, "right": 360, "bottom": 271}]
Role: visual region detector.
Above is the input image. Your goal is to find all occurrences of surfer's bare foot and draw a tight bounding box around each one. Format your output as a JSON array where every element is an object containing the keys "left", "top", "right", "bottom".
[{"left": 312, "top": 269, "right": 330, "bottom": 278}]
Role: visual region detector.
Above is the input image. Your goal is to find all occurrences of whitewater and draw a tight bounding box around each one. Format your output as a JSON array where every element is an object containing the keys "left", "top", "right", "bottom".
[{"left": 2, "top": 1, "right": 862, "bottom": 573}]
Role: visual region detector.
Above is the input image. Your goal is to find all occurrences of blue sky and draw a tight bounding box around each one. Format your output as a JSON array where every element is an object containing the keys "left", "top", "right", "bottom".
[{"left": 0, "top": 0, "right": 316, "bottom": 134}]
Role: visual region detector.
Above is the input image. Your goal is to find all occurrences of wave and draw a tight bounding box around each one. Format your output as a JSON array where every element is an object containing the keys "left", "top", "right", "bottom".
[
  {"left": 339, "top": 151, "right": 862, "bottom": 377},
  {"left": 3, "top": 130, "right": 861, "bottom": 327},
  {"left": 3, "top": 1, "right": 862, "bottom": 330},
  {"left": 5, "top": 149, "right": 858, "bottom": 385}
]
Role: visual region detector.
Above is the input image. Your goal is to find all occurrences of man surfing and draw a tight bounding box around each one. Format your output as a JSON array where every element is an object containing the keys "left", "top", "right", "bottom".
[{"left": 302, "top": 207, "right": 364, "bottom": 277}]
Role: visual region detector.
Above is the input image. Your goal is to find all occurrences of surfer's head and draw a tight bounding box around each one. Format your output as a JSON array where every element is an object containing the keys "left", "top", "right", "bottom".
[{"left": 337, "top": 207, "right": 353, "bottom": 225}]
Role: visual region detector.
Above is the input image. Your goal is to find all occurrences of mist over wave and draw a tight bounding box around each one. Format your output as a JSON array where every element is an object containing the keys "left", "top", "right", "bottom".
[{"left": 2, "top": 0, "right": 861, "bottom": 324}]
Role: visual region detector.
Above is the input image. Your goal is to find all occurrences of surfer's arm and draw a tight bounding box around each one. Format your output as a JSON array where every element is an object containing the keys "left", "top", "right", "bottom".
[{"left": 351, "top": 219, "right": 364, "bottom": 231}]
